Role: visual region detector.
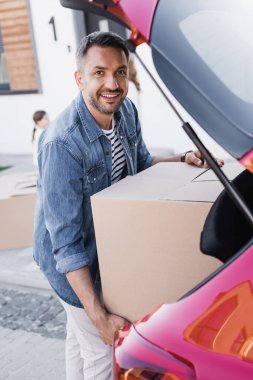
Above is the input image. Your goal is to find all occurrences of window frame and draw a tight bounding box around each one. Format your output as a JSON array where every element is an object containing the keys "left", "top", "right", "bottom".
[{"left": 0, "top": 0, "right": 41, "bottom": 95}]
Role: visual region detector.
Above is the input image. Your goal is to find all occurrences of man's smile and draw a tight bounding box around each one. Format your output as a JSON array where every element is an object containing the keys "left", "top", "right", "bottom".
[
  {"left": 100, "top": 93, "right": 120, "bottom": 98},
  {"left": 99, "top": 91, "right": 122, "bottom": 102}
]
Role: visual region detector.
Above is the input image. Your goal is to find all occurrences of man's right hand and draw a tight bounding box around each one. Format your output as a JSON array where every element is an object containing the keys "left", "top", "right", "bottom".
[
  {"left": 66, "top": 267, "right": 129, "bottom": 346},
  {"left": 95, "top": 311, "right": 129, "bottom": 346}
]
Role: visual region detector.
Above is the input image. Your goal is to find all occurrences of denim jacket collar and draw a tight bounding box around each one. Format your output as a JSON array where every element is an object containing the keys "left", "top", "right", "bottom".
[{"left": 75, "top": 91, "right": 123, "bottom": 143}]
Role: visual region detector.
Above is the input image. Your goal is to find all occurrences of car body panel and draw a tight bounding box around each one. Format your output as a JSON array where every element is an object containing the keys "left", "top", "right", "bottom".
[
  {"left": 240, "top": 149, "right": 253, "bottom": 174},
  {"left": 118, "top": 0, "right": 158, "bottom": 41},
  {"left": 60, "top": 0, "right": 132, "bottom": 29},
  {"left": 115, "top": 242, "right": 253, "bottom": 379}
]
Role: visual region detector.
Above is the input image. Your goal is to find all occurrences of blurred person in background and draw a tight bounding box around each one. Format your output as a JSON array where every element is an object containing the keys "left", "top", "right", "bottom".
[{"left": 32, "top": 110, "right": 49, "bottom": 167}]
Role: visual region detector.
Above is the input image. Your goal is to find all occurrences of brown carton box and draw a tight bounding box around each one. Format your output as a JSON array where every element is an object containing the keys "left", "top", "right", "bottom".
[
  {"left": 0, "top": 171, "right": 36, "bottom": 250},
  {"left": 91, "top": 162, "right": 243, "bottom": 322}
]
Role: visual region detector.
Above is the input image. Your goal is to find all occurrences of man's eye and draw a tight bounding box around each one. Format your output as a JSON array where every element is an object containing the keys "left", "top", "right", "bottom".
[
  {"left": 117, "top": 70, "right": 127, "bottom": 76},
  {"left": 95, "top": 71, "right": 104, "bottom": 76}
]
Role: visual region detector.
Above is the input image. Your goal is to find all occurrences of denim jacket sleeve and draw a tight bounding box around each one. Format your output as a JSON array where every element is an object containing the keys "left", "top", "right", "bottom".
[
  {"left": 131, "top": 100, "right": 153, "bottom": 172},
  {"left": 39, "top": 141, "right": 90, "bottom": 274}
]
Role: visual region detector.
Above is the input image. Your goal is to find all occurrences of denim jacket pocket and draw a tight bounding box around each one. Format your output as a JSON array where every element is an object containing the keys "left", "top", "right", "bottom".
[
  {"left": 127, "top": 133, "right": 138, "bottom": 173},
  {"left": 128, "top": 133, "right": 137, "bottom": 149},
  {"left": 85, "top": 162, "right": 108, "bottom": 195}
]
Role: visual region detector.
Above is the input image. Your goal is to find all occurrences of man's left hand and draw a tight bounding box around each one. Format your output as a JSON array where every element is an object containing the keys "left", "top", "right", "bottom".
[{"left": 185, "top": 150, "right": 224, "bottom": 168}]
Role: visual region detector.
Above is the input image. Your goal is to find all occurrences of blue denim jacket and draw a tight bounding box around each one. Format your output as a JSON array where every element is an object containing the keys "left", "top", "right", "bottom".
[{"left": 33, "top": 92, "right": 153, "bottom": 307}]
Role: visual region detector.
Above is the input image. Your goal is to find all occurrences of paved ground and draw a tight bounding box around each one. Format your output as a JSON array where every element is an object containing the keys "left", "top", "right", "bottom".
[
  {"left": 0, "top": 327, "right": 65, "bottom": 380},
  {"left": 0, "top": 154, "right": 67, "bottom": 379},
  {"left": 0, "top": 247, "right": 67, "bottom": 380},
  {"left": 0, "top": 287, "right": 66, "bottom": 339}
]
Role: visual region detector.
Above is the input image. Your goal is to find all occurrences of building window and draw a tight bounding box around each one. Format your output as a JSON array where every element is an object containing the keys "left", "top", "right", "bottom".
[
  {"left": 0, "top": 27, "right": 9, "bottom": 90},
  {"left": 0, "top": 0, "right": 39, "bottom": 94}
]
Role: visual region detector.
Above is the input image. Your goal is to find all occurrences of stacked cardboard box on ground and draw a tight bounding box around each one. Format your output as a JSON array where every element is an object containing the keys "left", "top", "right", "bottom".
[
  {"left": 0, "top": 171, "right": 36, "bottom": 250},
  {"left": 91, "top": 161, "right": 243, "bottom": 322}
]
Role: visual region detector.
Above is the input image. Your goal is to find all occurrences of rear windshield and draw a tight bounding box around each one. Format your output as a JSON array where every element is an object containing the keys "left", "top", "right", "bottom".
[
  {"left": 179, "top": 4, "right": 253, "bottom": 104},
  {"left": 151, "top": 0, "right": 253, "bottom": 157}
]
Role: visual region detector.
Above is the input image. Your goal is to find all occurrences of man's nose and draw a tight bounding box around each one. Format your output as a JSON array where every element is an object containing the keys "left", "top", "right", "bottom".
[{"left": 105, "top": 75, "right": 119, "bottom": 90}]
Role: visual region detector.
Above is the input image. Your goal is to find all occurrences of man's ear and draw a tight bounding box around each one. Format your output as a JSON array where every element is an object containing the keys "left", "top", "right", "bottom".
[{"left": 75, "top": 70, "right": 84, "bottom": 90}]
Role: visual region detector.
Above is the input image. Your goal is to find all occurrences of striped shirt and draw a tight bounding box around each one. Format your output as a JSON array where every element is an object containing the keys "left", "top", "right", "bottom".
[{"left": 103, "top": 119, "right": 126, "bottom": 184}]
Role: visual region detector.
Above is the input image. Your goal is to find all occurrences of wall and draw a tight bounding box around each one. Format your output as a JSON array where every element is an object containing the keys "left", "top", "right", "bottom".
[{"left": 0, "top": 0, "right": 78, "bottom": 154}]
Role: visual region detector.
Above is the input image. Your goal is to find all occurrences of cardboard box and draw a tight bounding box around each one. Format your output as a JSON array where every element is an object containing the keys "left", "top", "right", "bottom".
[
  {"left": 0, "top": 171, "right": 36, "bottom": 250},
  {"left": 91, "top": 161, "right": 243, "bottom": 322}
]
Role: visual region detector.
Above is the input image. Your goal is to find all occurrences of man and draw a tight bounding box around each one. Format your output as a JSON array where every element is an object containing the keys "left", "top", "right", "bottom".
[{"left": 34, "top": 31, "right": 223, "bottom": 380}]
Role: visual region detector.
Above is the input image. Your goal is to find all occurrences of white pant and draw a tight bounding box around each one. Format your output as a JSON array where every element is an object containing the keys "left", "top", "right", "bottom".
[{"left": 59, "top": 299, "right": 113, "bottom": 380}]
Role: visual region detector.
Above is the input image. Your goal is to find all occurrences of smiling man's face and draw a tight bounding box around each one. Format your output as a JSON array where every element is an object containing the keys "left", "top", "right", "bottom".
[{"left": 76, "top": 45, "right": 129, "bottom": 116}]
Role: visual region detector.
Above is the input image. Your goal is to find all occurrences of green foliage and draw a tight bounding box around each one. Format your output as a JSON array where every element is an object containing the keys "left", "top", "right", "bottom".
[{"left": 0, "top": 165, "right": 12, "bottom": 172}]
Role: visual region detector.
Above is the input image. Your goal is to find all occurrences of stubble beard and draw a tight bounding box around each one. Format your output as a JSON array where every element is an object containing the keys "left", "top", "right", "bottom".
[{"left": 87, "top": 92, "right": 125, "bottom": 115}]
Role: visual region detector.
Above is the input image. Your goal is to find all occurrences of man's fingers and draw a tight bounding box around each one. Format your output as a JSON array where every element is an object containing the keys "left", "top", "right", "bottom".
[
  {"left": 185, "top": 150, "right": 225, "bottom": 169},
  {"left": 186, "top": 152, "right": 203, "bottom": 167},
  {"left": 98, "top": 314, "right": 129, "bottom": 346},
  {"left": 194, "top": 157, "right": 204, "bottom": 167},
  {"left": 216, "top": 158, "right": 225, "bottom": 167},
  {"left": 193, "top": 150, "right": 202, "bottom": 159}
]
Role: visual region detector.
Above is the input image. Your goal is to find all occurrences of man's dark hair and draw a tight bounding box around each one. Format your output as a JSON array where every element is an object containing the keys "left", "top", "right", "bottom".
[{"left": 76, "top": 31, "right": 129, "bottom": 69}]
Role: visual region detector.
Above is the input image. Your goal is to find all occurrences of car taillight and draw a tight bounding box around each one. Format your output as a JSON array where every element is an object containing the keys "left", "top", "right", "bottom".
[
  {"left": 184, "top": 281, "right": 253, "bottom": 363},
  {"left": 240, "top": 150, "right": 253, "bottom": 174},
  {"left": 115, "top": 365, "right": 182, "bottom": 379},
  {"left": 114, "top": 325, "right": 196, "bottom": 380}
]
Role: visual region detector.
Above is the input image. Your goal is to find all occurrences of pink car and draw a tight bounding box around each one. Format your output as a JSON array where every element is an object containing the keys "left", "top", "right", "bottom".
[{"left": 61, "top": 1, "right": 253, "bottom": 378}]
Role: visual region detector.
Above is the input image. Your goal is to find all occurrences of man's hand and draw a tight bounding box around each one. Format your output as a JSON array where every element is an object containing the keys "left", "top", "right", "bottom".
[
  {"left": 66, "top": 267, "right": 129, "bottom": 347},
  {"left": 185, "top": 150, "right": 224, "bottom": 168},
  {"left": 95, "top": 312, "right": 129, "bottom": 346}
]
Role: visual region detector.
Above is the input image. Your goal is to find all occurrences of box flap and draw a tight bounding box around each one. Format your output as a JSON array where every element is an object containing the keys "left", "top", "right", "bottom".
[
  {"left": 161, "top": 181, "right": 224, "bottom": 202},
  {"left": 136, "top": 162, "right": 207, "bottom": 181},
  {"left": 92, "top": 163, "right": 207, "bottom": 201},
  {"left": 193, "top": 161, "right": 244, "bottom": 182},
  {"left": 92, "top": 162, "right": 243, "bottom": 203}
]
